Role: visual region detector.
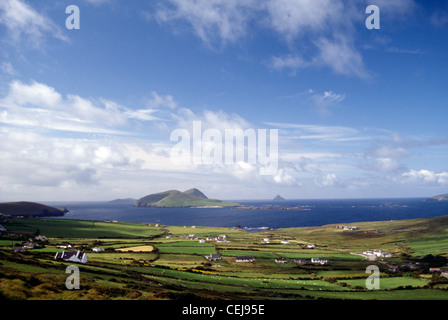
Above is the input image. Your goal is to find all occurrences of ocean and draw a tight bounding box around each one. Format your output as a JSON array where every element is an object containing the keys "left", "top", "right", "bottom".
[{"left": 43, "top": 198, "right": 448, "bottom": 231}]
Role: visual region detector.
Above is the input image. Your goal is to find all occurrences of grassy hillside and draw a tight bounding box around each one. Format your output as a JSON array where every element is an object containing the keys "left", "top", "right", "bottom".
[
  {"left": 0, "top": 202, "right": 65, "bottom": 217},
  {"left": 1, "top": 215, "right": 448, "bottom": 300}
]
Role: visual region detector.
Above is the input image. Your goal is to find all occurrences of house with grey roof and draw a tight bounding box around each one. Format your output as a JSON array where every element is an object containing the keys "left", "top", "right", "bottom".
[
  {"left": 204, "top": 254, "right": 222, "bottom": 262},
  {"left": 54, "top": 251, "right": 87, "bottom": 264}
]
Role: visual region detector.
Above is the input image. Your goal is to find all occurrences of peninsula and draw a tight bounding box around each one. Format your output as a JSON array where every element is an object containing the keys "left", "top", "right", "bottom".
[
  {"left": 426, "top": 193, "right": 448, "bottom": 201},
  {"left": 0, "top": 201, "right": 66, "bottom": 217},
  {"left": 133, "top": 188, "right": 240, "bottom": 208}
]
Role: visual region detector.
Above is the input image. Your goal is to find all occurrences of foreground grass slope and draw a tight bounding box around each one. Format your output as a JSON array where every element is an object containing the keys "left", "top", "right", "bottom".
[{"left": 1, "top": 215, "right": 448, "bottom": 300}]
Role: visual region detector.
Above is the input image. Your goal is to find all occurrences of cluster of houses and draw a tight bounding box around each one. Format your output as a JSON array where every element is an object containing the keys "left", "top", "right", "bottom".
[
  {"left": 204, "top": 254, "right": 330, "bottom": 265},
  {"left": 52, "top": 242, "right": 89, "bottom": 263},
  {"left": 7, "top": 237, "right": 92, "bottom": 264},
  {"left": 275, "top": 257, "right": 330, "bottom": 265},
  {"left": 180, "top": 234, "right": 230, "bottom": 243},
  {"left": 430, "top": 267, "right": 448, "bottom": 279},
  {"left": 260, "top": 238, "right": 319, "bottom": 248},
  {"left": 362, "top": 249, "right": 392, "bottom": 258},
  {"left": 335, "top": 225, "right": 360, "bottom": 231},
  {"left": 260, "top": 238, "right": 294, "bottom": 244},
  {"left": 10, "top": 234, "right": 48, "bottom": 253}
]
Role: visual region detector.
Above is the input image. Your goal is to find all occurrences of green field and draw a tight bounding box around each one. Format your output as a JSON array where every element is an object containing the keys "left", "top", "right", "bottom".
[{"left": 1, "top": 216, "right": 448, "bottom": 300}]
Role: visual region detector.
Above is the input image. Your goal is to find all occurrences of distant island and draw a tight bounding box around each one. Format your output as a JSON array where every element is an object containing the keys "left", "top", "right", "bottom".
[
  {"left": 426, "top": 193, "right": 448, "bottom": 201},
  {"left": 133, "top": 188, "right": 240, "bottom": 208},
  {"left": 0, "top": 201, "right": 66, "bottom": 217},
  {"left": 109, "top": 198, "right": 137, "bottom": 203},
  {"left": 273, "top": 195, "right": 285, "bottom": 201}
]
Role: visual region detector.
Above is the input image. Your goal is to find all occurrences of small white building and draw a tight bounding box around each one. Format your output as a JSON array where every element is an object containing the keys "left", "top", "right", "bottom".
[
  {"left": 363, "top": 249, "right": 392, "bottom": 258},
  {"left": 281, "top": 239, "right": 290, "bottom": 244},
  {"left": 311, "top": 257, "right": 329, "bottom": 265},
  {"left": 236, "top": 256, "right": 255, "bottom": 263},
  {"left": 204, "top": 254, "right": 222, "bottom": 262},
  {"left": 275, "top": 258, "right": 288, "bottom": 264},
  {"left": 261, "top": 238, "right": 270, "bottom": 244},
  {"left": 216, "top": 237, "right": 228, "bottom": 243},
  {"left": 23, "top": 242, "right": 39, "bottom": 249},
  {"left": 35, "top": 235, "right": 47, "bottom": 241},
  {"left": 57, "top": 242, "right": 73, "bottom": 249}
]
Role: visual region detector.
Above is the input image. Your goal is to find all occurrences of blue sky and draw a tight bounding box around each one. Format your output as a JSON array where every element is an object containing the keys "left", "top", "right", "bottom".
[{"left": 0, "top": 0, "right": 447, "bottom": 201}]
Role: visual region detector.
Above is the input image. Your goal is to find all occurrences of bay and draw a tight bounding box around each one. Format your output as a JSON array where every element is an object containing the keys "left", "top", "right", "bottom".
[{"left": 43, "top": 198, "right": 448, "bottom": 231}]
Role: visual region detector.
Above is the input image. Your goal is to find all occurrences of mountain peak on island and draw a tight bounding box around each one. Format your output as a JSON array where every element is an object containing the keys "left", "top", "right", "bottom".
[
  {"left": 134, "top": 188, "right": 238, "bottom": 208},
  {"left": 273, "top": 195, "right": 285, "bottom": 201},
  {"left": 183, "top": 188, "right": 208, "bottom": 199}
]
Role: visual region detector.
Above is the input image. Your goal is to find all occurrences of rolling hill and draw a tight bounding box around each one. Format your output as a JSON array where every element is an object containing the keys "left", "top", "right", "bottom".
[
  {"left": 134, "top": 188, "right": 240, "bottom": 208},
  {"left": 426, "top": 193, "right": 448, "bottom": 201},
  {"left": 0, "top": 201, "right": 66, "bottom": 217}
]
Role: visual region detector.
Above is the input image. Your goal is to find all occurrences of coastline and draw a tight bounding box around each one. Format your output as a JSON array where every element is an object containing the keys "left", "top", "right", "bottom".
[{"left": 38, "top": 197, "right": 448, "bottom": 232}]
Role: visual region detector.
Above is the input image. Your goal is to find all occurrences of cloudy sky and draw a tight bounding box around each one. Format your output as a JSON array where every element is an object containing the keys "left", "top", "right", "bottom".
[{"left": 0, "top": 0, "right": 447, "bottom": 201}]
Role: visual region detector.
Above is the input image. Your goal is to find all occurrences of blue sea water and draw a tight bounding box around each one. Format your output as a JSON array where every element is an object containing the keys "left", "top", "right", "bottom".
[{"left": 44, "top": 198, "right": 448, "bottom": 231}]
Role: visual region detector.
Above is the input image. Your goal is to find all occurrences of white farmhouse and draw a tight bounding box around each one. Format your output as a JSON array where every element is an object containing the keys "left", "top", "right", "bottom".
[{"left": 311, "top": 257, "right": 330, "bottom": 265}]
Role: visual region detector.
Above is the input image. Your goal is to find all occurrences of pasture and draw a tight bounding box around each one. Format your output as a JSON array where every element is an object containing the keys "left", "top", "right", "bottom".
[{"left": 1, "top": 216, "right": 448, "bottom": 300}]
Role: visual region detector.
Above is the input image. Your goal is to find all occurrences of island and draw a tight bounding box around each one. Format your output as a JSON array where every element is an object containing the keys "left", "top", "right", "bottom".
[
  {"left": 273, "top": 195, "right": 285, "bottom": 201},
  {"left": 426, "top": 193, "right": 448, "bottom": 201},
  {"left": 108, "top": 198, "right": 137, "bottom": 203},
  {"left": 133, "top": 188, "right": 240, "bottom": 208},
  {"left": 0, "top": 201, "right": 66, "bottom": 217}
]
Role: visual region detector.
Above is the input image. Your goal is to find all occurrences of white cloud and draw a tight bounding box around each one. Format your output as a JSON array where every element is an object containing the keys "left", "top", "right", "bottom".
[
  {"left": 155, "top": 0, "right": 370, "bottom": 78},
  {"left": 155, "top": 0, "right": 258, "bottom": 46},
  {"left": 1, "top": 78, "right": 443, "bottom": 201},
  {"left": 431, "top": 11, "right": 448, "bottom": 28},
  {"left": 0, "top": 62, "right": 17, "bottom": 76},
  {"left": 0, "top": 80, "right": 165, "bottom": 134},
  {"left": 271, "top": 55, "right": 309, "bottom": 75},
  {"left": 273, "top": 168, "right": 298, "bottom": 185},
  {"left": 309, "top": 90, "right": 345, "bottom": 116},
  {"left": 271, "top": 35, "right": 369, "bottom": 78},
  {"left": 268, "top": 122, "right": 359, "bottom": 142},
  {"left": 266, "top": 0, "right": 345, "bottom": 41},
  {"left": 146, "top": 91, "right": 178, "bottom": 109},
  {"left": 0, "top": 0, "right": 67, "bottom": 45},
  {"left": 173, "top": 107, "right": 252, "bottom": 133},
  {"left": 315, "top": 173, "right": 339, "bottom": 187},
  {"left": 401, "top": 169, "right": 448, "bottom": 186},
  {"left": 360, "top": 157, "right": 405, "bottom": 173},
  {"left": 368, "top": 145, "right": 411, "bottom": 159},
  {"left": 313, "top": 35, "right": 369, "bottom": 78},
  {"left": 5, "top": 79, "right": 62, "bottom": 109}
]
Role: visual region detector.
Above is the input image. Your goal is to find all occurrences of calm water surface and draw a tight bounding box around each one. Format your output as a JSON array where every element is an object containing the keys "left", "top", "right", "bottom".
[{"left": 44, "top": 198, "right": 448, "bottom": 230}]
